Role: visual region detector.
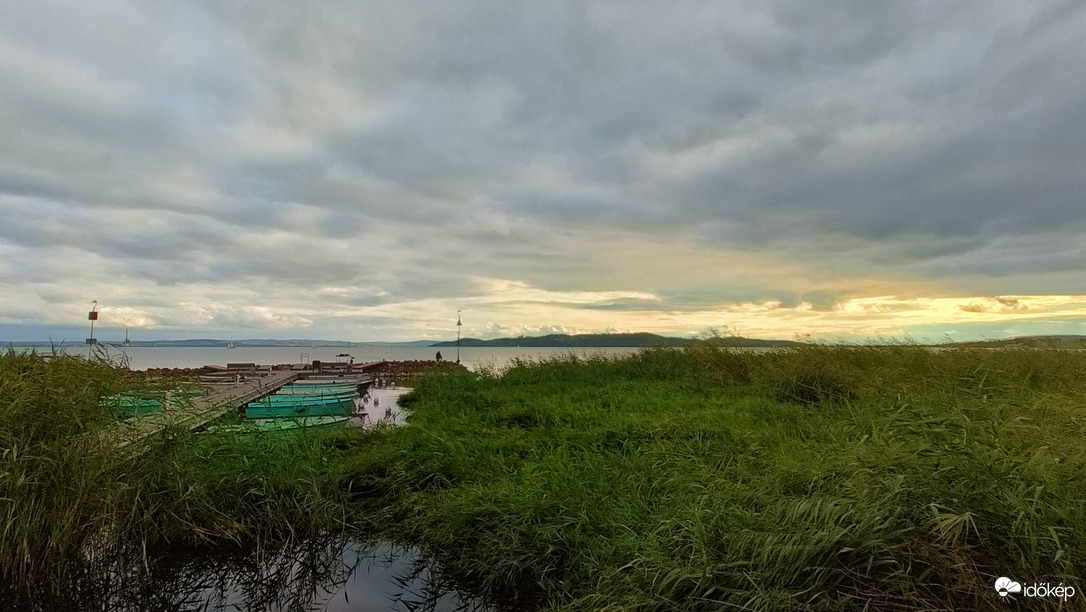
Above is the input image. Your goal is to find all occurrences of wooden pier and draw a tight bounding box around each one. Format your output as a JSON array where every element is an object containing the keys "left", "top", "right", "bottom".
[
  {"left": 103, "top": 359, "right": 466, "bottom": 454},
  {"left": 112, "top": 364, "right": 380, "bottom": 452}
]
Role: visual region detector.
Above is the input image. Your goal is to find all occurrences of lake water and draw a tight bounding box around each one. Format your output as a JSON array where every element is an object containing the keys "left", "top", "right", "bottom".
[
  {"left": 8, "top": 538, "right": 496, "bottom": 612},
  {"left": 11, "top": 345, "right": 642, "bottom": 371},
  {"left": 175, "top": 539, "right": 493, "bottom": 612}
]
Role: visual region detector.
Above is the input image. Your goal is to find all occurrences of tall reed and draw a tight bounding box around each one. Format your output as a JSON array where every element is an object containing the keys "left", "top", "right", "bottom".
[
  {"left": 5, "top": 344, "right": 1086, "bottom": 610},
  {"left": 344, "top": 344, "right": 1086, "bottom": 610},
  {"left": 0, "top": 349, "right": 360, "bottom": 598}
]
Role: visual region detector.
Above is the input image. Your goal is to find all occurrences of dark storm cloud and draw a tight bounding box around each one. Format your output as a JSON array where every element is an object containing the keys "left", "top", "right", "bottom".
[
  {"left": 620, "top": 2, "right": 1086, "bottom": 276},
  {"left": 2, "top": 0, "right": 1085, "bottom": 339}
]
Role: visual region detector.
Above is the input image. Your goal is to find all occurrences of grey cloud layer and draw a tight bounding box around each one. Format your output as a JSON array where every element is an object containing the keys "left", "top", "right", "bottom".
[{"left": 2, "top": 1, "right": 1085, "bottom": 337}]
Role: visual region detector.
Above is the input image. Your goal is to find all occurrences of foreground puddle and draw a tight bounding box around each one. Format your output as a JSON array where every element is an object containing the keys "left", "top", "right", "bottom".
[
  {"left": 9, "top": 537, "right": 495, "bottom": 612},
  {"left": 183, "top": 540, "right": 487, "bottom": 612}
]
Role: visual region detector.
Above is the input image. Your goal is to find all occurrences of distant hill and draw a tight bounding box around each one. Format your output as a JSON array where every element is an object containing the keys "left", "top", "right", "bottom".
[
  {"left": 37, "top": 332, "right": 1086, "bottom": 349},
  {"left": 949, "top": 335, "right": 1086, "bottom": 349},
  {"left": 4, "top": 338, "right": 435, "bottom": 348},
  {"left": 17, "top": 334, "right": 1084, "bottom": 350},
  {"left": 430, "top": 333, "right": 803, "bottom": 348},
  {"left": 431, "top": 333, "right": 687, "bottom": 348},
  {"left": 125, "top": 339, "right": 353, "bottom": 348}
]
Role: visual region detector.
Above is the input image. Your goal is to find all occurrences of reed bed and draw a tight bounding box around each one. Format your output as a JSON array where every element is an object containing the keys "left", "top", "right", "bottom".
[
  {"left": 345, "top": 344, "right": 1086, "bottom": 610},
  {"left": 0, "top": 349, "right": 358, "bottom": 603},
  {"left": 3, "top": 344, "right": 1086, "bottom": 610}
]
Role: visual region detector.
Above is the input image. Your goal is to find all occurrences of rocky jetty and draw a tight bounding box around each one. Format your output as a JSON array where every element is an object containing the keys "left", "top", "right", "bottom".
[{"left": 371, "top": 360, "right": 468, "bottom": 387}]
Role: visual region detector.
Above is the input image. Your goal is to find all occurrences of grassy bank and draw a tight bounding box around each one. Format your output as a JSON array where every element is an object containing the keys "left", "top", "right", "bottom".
[
  {"left": 0, "top": 349, "right": 358, "bottom": 604},
  {"left": 344, "top": 345, "right": 1086, "bottom": 610},
  {"left": 3, "top": 345, "right": 1086, "bottom": 610}
]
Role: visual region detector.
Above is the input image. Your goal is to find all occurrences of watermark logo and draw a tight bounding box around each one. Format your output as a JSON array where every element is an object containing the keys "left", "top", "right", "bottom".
[
  {"left": 995, "top": 577, "right": 1021, "bottom": 597},
  {"left": 995, "top": 576, "right": 1075, "bottom": 602}
]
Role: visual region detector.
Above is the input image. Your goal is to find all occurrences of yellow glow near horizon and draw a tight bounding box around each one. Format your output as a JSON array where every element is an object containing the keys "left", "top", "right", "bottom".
[
  {"left": 14, "top": 279, "right": 1086, "bottom": 342},
  {"left": 328, "top": 289, "right": 1086, "bottom": 340}
]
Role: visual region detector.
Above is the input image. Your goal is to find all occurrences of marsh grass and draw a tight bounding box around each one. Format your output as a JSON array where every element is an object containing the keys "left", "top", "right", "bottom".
[
  {"left": 346, "top": 344, "right": 1086, "bottom": 610},
  {"left": 0, "top": 349, "right": 362, "bottom": 602},
  {"left": 0, "top": 349, "right": 134, "bottom": 579},
  {"left": 4, "top": 344, "right": 1086, "bottom": 610}
]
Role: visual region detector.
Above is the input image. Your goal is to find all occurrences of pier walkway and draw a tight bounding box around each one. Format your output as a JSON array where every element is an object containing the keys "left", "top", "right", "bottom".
[
  {"left": 107, "top": 360, "right": 387, "bottom": 453},
  {"left": 113, "top": 369, "right": 303, "bottom": 451}
]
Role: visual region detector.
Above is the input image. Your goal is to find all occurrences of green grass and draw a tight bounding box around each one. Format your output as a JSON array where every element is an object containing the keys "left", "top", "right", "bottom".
[
  {"left": 342, "top": 345, "right": 1086, "bottom": 610},
  {"left": 0, "top": 349, "right": 358, "bottom": 601},
  {"left": 0, "top": 349, "right": 134, "bottom": 579},
  {"left": 3, "top": 344, "right": 1086, "bottom": 610}
]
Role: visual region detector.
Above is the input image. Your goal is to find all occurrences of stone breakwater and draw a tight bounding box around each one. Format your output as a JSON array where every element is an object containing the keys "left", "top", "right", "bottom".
[{"left": 370, "top": 360, "right": 468, "bottom": 387}]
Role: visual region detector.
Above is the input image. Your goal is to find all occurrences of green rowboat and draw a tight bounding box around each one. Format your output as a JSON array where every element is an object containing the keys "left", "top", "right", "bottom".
[{"left": 244, "top": 385, "right": 357, "bottom": 419}]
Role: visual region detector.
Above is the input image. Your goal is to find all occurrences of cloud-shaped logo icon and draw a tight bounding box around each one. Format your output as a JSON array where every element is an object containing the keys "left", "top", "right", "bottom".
[{"left": 995, "top": 577, "right": 1022, "bottom": 597}]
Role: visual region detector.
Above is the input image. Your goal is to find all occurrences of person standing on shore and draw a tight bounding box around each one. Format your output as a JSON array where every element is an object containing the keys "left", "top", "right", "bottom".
[{"left": 354, "top": 395, "right": 368, "bottom": 425}]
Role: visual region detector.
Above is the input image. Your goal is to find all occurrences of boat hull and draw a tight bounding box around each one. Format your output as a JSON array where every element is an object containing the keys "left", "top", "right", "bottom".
[
  {"left": 250, "top": 416, "right": 351, "bottom": 431},
  {"left": 243, "top": 384, "right": 356, "bottom": 418}
]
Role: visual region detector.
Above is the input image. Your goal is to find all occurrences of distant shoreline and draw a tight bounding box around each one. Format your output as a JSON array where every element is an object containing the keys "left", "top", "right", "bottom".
[{"left": 5, "top": 332, "right": 1085, "bottom": 350}]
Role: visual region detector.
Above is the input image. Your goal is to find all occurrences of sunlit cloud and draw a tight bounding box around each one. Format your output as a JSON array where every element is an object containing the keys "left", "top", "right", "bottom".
[{"left": 2, "top": 2, "right": 1085, "bottom": 342}]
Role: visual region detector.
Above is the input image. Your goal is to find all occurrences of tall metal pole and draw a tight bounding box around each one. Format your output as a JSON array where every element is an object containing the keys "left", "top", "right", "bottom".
[
  {"left": 456, "top": 309, "right": 462, "bottom": 364},
  {"left": 87, "top": 300, "right": 99, "bottom": 356}
]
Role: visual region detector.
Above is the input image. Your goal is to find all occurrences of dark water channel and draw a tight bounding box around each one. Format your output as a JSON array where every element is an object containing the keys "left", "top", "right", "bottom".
[{"left": 7, "top": 537, "right": 496, "bottom": 612}]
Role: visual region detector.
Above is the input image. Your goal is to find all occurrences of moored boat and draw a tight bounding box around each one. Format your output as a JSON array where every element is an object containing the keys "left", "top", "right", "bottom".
[
  {"left": 100, "top": 387, "right": 208, "bottom": 419},
  {"left": 243, "top": 383, "right": 358, "bottom": 419},
  {"left": 250, "top": 415, "right": 351, "bottom": 431},
  {"left": 206, "top": 415, "right": 352, "bottom": 435}
]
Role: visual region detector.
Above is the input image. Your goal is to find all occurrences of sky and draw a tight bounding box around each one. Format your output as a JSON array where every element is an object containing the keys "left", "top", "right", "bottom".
[{"left": 2, "top": 1, "right": 1085, "bottom": 343}]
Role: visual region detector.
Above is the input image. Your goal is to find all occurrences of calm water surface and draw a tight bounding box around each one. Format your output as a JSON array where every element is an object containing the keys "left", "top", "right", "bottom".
[
  {"left": 13, "top": 345, "right": 641, "bottom": 371},
  {"left": 9, "top": 538, "right": 495, "bottom": 612},
  {"left": 178, "top": 539, "right": 491, "bottom": 612}
]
